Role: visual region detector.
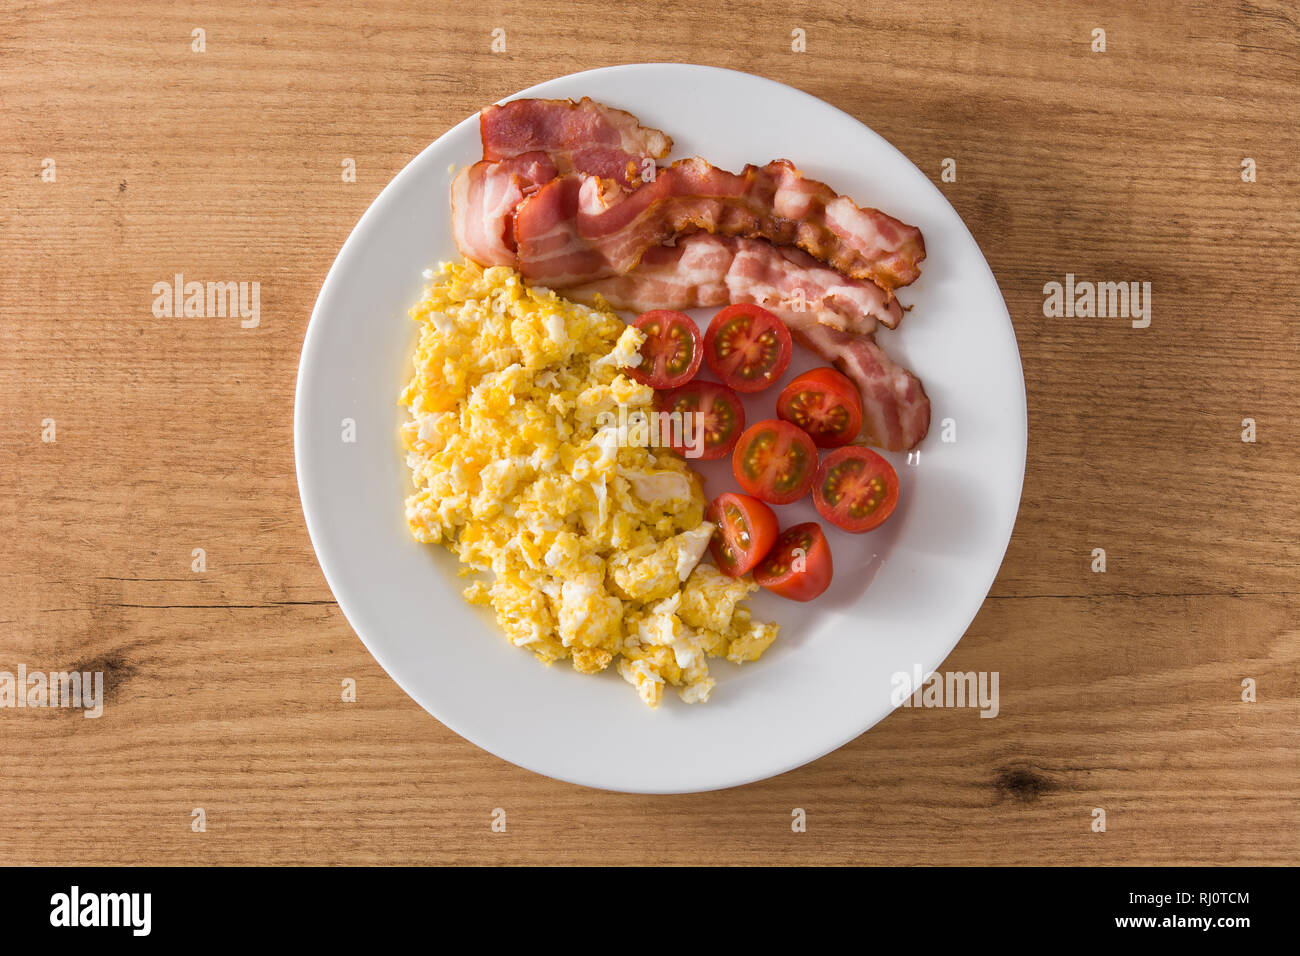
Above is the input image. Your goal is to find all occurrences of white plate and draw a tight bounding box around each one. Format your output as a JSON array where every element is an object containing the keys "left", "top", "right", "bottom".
[{"left": 295, "top": 64, "right": 1026, "bottom": 793}]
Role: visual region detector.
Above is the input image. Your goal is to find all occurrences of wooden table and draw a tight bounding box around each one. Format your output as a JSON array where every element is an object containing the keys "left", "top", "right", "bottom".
[{"left": 2, "top": 0, "right": 1296, "bottom": 866}]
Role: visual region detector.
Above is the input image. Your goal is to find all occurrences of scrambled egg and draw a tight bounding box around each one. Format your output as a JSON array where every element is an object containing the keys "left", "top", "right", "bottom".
[{"left": 400, "top": 261, "right": 779, "bottom": 707}]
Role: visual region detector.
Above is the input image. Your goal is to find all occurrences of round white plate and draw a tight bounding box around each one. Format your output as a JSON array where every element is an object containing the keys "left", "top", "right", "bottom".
[{"left": 295, "top": 64, "right": 1026, "bottom": 793}]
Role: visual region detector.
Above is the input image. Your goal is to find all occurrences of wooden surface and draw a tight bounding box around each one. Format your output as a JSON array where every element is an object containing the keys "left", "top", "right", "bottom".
[{"left": 2, "top": 0, "right": 1297, "bottom": 866}]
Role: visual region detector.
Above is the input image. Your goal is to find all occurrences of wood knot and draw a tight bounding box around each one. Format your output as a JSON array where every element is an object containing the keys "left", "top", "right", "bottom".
[
  {"left": 65, "top": 649, "right": 140, "bottom": 708},
  {"left": 994, "top": 764, "right": 1059, "bottom": 803}
]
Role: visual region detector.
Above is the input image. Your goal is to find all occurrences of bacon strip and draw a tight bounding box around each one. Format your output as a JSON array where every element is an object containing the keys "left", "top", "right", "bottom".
[
  {"left": 563, "top": 236, "right": 733, "bottom": 312},
  {"left": 450, "top": 152, "right": 558, "bottom": 267},
  {"left": 727, "top": 239, "right": 903, "bottom": 332},
  {"left": 481, "top": 97, "right": 672, "bottom": 188},
  {"left": 512, "top": 158, "right": 924, "bottom": 292},
  {"left": 563, "top": 235, "right": 928, "bottom": 449},
  {"left": 563, "top": 235, "right": 900, "bottom": 334}
]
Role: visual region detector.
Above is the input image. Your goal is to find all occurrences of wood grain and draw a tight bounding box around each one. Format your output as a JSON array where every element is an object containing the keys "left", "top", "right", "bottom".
[{"left": 1, "top": 0, "right": 1296, "bottom": 865}]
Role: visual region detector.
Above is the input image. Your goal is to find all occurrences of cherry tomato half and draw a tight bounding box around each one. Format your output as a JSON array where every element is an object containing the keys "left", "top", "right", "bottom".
[
  {"left": 754, "top": 522, "right": 834, "bottom": 601},
  {"left": 703, "top": 304, "right": 792, "bottom": 393},
  {"left": 656, "top": 380, "right": 745, "bottom": 460},
  {"left": 731, "top": 419, "right": 817, "bottom": 505},
  {"left": 706, "top": 492, "right": 779, "bottom": 578},
  {"left": 776, "top": 367, "right": 864, "bottom": 448},
  {"left": 813, "top": 446, "right": 899, "bottom": 533},
  {"left": 627, "top": 310, "right": 702, "bottom": 389}
]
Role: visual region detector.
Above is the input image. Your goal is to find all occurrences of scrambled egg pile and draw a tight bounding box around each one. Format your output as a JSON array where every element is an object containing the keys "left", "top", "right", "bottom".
[{"left": 400, "top": 261, "right": 778, "bottom": 707}]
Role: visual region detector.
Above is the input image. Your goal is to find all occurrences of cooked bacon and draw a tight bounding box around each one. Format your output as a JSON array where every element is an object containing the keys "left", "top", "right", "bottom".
[
  {"left": 562, "top": 235, "right": 928, "bottom": 450},
  {"left": 481, "top": 97, "right": 672, "bottom": 188},
  {"left": 511, "top": 157, "right": 924, "bottom": 292},
  {"left": 788, "top": 322, "right": 931, "bottom": 451},
  {"left": 562, "top": 235, "right": 900, "bottom": 334},
  {"left": 450, "top": 98, "right": 931, "bottom": 449},
  {"left": 563, "top": 235, "right": 733, "bottom": 312},
  {"left": 509, "top": 175, "right": 597, "bottom": 285},
  {"left": 450, "top": 152, "right": 558, "bottom": 268},
  {"left": 727, "top": 239, "right": 903, "bottom": 332}
]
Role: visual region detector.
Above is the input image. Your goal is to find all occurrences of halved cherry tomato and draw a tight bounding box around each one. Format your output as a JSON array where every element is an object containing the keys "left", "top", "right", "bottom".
[
  {"left": 754, "top": 522, "right": 834, "bottom": 601},
  {"left": 731, "top": 419, "right": 817, "bottom": 504},
  {"left": 776, "top": 367, "right": 864, "bottom": 448},
  {"left": 656, "top": 381, "right": 745, "bottom": 460},
  {"left": 627, "top": 310, "right": 702, "bottom": 389},
  {"left": 703, "top": 304, "right": 792, "bottom": 393},
  {"left": 813, "top": 446, "right": 899, "bottom": 533},
  {"left": 706, "top": 492, "right": 779, "bottom": 578}
]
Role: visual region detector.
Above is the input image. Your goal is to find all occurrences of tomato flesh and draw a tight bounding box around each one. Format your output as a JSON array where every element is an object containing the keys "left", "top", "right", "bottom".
[
  {"left": 776, "top": 367, "right": 864, "bottom": 448},
  {"left": 813, "top": 446, "right": 899, "bottom": 532},
  {"left": 656, "top": 381, "right": 745, "bottom": 460},
  {"left": 628, "top": 310, "right": 702, "bottom": 389},
  {"left": 731, "top": 419, "right": 817, "bottom": 505},
  {"left": 755, "top": 522, "right": 834, "bottom": 601},
  {"left": 706, "top": 493, "right": 779, "bottom": 577},
  {"left": 704, "top": 304, "right": 793, "bottom": 393}
]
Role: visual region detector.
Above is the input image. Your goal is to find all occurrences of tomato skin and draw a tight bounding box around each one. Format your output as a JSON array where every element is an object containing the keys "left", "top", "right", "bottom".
[
  {"left": 754, "top": 522, "right": 834, "bottom": 601},
  {"left": 731, "top": 419, "right": 817, "bottom": 505},
  {"left": 776, "top": 367, "right": 864, "bottom": 448},
  {"left": 706, "top": 493, "right": 779, "bottom": 578},
  {"left": 703, "top": 304, "right": 793, "bottom": 393},
  {"left": 813, "top": 446, "right": 899, "bottom": 533},
  {"left": 656, "top": 381, "right": 745, "bottom": 460},
  {"left": 627, "top": 310, "right": 702, "bottom": 389}
]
